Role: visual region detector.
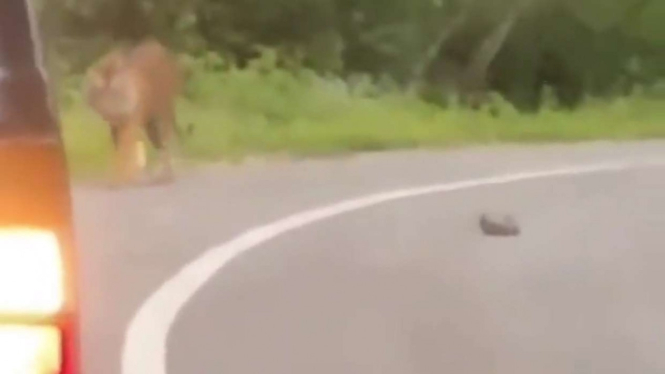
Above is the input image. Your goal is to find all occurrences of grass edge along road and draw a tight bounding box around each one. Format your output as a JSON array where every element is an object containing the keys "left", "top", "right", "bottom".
[{"left": 59, "top": 67, "right": 665, "bottom": 180}]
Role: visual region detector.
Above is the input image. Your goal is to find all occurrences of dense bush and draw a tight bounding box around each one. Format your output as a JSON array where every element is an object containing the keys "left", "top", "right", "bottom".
[
  {"left": 43, "top": 1, "right": 665, "bottom": 177},
  {"left": 60, "top": 49, "right": 665, "bottom": 176},
  {"left": 40, "top": 0, "right": 665, "bottom": 112}
]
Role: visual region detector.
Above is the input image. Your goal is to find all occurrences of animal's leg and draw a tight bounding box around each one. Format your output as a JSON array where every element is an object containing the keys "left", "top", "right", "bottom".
[
  {"left": 112, "top": 120, "right": 144, "bottom": 186},
  {"left": 145, "top": 117, "right": 162, "bottom": 149},
  {"left": 110, "top": 125, "right": 119, "bottom": 149},
  {"left": 148, "top": 111, "right": 176, "bottom": 184}
]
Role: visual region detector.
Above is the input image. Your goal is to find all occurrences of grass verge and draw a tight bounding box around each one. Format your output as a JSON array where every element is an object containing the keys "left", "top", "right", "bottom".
[{"left": 60, "top": 66, "right": 665, "bottom": 180}]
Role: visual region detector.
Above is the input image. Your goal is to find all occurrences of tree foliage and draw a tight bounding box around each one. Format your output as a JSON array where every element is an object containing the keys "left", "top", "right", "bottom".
[{"left": 39, "top": 0, "right": 665, "bottom": 112}]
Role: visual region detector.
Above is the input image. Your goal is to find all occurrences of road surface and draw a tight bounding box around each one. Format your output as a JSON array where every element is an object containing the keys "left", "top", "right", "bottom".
[{"left": 73, "top": 141, "right": 665, "bottom": 374}]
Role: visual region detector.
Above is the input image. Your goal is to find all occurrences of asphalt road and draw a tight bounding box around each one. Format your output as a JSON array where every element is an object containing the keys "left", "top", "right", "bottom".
[{"left": 73, "top": 141, "right": 665, "bottom": 374}]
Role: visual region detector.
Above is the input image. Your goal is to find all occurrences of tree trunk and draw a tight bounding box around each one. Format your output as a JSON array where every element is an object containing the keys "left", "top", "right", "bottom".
[
  {"left": 460, "top": 1, "right": 528, "bottom": 107},
  {"left": 407, "top": 10, "right": 468, "bottom": 94}
]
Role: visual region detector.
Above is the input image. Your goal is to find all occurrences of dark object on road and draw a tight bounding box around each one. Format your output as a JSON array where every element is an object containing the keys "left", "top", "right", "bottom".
[{"left": 479, "top": 213, "right": 520, "bottom": 237}]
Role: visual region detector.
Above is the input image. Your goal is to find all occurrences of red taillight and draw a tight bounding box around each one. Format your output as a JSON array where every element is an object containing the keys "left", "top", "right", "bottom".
[
  {"left": 0, "top": 230, "right": 64, "bottom": 315},
  {"left": 0, "top": 229, "right": 63, "bottom": 373},
  {"left": 0, "top": 312, "right": 78, "bottom": 374},
  {"left": 0, "top": 0, "right": 81, "bottom": 371},
  {"left": 0, "top": 142, "right": 79, "bottom": 374}
]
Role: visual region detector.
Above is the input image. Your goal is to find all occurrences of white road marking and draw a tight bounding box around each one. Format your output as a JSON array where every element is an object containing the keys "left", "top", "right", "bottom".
[{"left": 121, "top": 160, "right": 665, "bottom": 374}]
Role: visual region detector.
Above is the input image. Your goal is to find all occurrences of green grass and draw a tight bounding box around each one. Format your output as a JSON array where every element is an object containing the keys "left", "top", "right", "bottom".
[{"left": 59, "top": 65, "right": 665, "bottom": 179}]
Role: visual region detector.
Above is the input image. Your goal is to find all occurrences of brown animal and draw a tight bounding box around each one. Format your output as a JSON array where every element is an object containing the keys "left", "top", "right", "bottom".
[{"left": 83, "top": 38, "right": 188, "bottom": 186}]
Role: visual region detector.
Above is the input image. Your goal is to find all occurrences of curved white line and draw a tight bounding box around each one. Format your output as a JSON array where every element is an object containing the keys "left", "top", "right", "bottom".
[{"left": 121, "top": 160, "right": 665, "bottom": 374}]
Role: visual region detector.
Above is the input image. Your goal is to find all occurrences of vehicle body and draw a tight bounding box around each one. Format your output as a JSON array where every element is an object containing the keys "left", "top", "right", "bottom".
[{"left": 0, "top": 0, "right": 80, "bottom": 373}]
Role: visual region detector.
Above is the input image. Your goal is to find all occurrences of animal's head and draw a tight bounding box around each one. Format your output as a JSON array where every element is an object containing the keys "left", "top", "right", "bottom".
[
  {"left": 84, "top": 48, "right": 125, "bottom": 89},
  {"left": 83, "top": 48, "right": 137, "bottom": 125}
]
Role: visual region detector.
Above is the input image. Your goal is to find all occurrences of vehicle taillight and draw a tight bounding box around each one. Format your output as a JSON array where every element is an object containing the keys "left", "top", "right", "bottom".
[
  {"left": 0, "top": 228, "right": 71, "bottom": 374},
  {"left": 0, "top": 143, "right": 79, "bottom": 374},
  {"left": 0, "top": 0, "right": 81, "bottom": 372},
  {"left": 0, "top": 230, "right": 64, "bottom": 315}
]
